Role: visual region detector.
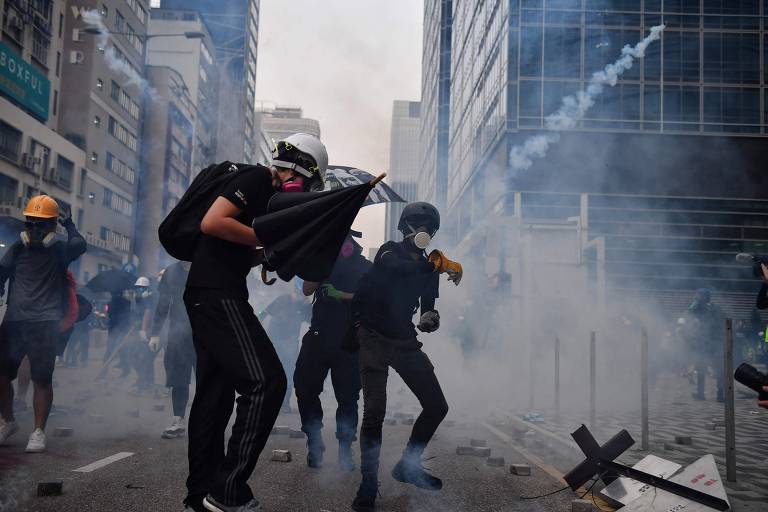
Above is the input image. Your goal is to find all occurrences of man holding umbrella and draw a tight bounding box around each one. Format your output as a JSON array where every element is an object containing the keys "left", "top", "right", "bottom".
[
  {"left": 183, "top": 133, "right": 330, "bottom": 512},
  {"left": 0, "top": 195, "right": 86, "bottom": 453}
]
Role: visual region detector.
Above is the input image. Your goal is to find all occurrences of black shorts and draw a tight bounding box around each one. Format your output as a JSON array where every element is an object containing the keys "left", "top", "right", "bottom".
[{"left": 0, "top": 320, "right": 59, "bottom": 384}]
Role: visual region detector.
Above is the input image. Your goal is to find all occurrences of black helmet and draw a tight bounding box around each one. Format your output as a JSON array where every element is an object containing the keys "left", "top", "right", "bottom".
[{"left": 398, "top": 202, "right": 440, "bottom": 235}]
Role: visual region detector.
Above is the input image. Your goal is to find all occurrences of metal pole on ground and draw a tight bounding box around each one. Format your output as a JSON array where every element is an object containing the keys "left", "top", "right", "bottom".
[
  {"left": 641, "top": 327, "right": 649, "bottom": 451},
  {"left": 590, "top": 331, "right": 596, "bottom": 429},
  {"left": 555, "top": 336, "right": 561, "bottom": 418},
  {"left": 724, "top": 318, "right": 737, "bottom": 482}
]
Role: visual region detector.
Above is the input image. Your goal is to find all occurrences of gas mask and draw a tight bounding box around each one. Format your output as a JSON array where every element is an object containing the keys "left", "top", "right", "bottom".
[
  {"left": 340, "top": 239, "right": 354, "bottom": 259},
  {"left": 404, "top": 224, "right": 433, "bottom": 250},
  {"left": 20, "top": 221, "right": 56, "bottom": 248},
  {"left": 282, "top": 178, "right": 304, "bottom": 193}
]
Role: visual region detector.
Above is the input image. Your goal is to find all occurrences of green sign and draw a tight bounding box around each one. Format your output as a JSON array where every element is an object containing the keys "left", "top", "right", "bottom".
[{"left": 0, "top": 41, "right": 50, "bottom": 121}]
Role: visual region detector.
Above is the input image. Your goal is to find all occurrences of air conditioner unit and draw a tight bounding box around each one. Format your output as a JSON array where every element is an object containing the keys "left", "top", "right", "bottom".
[{"left": 69, "top": 50, "right": 84, "bottom": 64}]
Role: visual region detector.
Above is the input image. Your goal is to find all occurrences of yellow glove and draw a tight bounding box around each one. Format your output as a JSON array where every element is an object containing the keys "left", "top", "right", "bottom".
[{"left": 428, "top": 250, "right": 463, "bottom": 285}]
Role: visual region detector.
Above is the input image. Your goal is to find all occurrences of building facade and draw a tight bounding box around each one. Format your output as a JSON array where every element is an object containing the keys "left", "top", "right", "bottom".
[
  {"left": 419, "top": 0, "right": 452, "bottom": 210},
  {"left": 255, "top": 103, "right": 321, "bottom": 143},
  {"left": 160, "top": 0, "right": 260, "bottom": 164},
  {"left": 147, "top": 8, "right": 218, "bottom": 174},
  {"left": 59, "top": 0, "right": 149, "bottom": 280},
  {"left": 385, "top": 100, "right": 421, "bottom": 242},
  {"left": 426, "top": 1, "right": 768, "bottom": 313},
  {"left": 135, "top": 65, "right": 193, "bottom": 277},
  {"left": 0, "top": 0, "right": 100, "bottom": 281}
]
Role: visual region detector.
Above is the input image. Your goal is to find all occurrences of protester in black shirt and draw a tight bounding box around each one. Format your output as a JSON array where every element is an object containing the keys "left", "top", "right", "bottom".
[
  {"left": 258, "top": 288, "right": 311, "bottom": 413},
  {"left": 0, "top": 195, "right": 86, "bottom": 453},
  {"left": 351, "top": 203, "right": 462, "bottom": 512},
  {"left": 294, "top": 230, "right": 371, "bottom": 472},
  {"left": 149, "top": 261, "right": 195, "bottom": 439},
  {"left": 183, "top": 133, "right": 328, "bottom": 512}
]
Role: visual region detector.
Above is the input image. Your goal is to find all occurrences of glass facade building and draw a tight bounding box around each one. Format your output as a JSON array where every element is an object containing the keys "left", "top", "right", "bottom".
[{"left": 423, "top": 0, "right": 768, "bottom": 312}]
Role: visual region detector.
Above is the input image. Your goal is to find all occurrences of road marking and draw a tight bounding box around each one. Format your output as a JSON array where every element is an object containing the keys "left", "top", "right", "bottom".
[{"left": 73, "top": 452, "right": 134, "bottom": 473}]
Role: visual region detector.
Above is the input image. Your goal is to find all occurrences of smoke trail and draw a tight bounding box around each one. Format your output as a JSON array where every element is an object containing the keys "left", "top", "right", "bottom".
[
  {"left": 509, "top": 24, "right": 666, "bottom": 174},
  {"left": 81, "top": 10, "right": 158, "bottom": 99}
]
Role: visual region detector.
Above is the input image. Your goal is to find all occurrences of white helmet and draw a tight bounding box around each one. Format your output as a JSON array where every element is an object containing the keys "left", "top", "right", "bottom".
[
  {"left": 134, "top": 276, "right": 150, "bottom": 288},
  {"left": 272, "top": 133, "right": 328, "bottom": 191}
]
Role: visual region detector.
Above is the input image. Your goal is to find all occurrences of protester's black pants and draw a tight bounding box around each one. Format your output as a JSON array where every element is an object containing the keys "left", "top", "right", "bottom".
[
  {"left": 695, "top": 356, "right": 724, "bottom": 400},
  {"left": 357, "top": 326, "right": 448, "bottom": 481},
  {"left": 294, "top": 328, "right": 361, "bottom": 442},
  {"left": 184, "top": 288, "right": 286, "bottom": 508}
]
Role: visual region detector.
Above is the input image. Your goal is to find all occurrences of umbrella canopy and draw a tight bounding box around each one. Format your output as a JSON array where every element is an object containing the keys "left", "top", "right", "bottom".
[
  {"left": 324, "top": 166, "right": 405, "bottom": 206},
  {"left": 86, "top": 268, "right": 136, "bottom": 293},
  {"left": 253, "top": 182, "right": 373, "bottom": 282}
]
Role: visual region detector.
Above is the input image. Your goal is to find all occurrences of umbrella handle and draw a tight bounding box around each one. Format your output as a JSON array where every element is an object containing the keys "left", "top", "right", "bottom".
[
  {"left": 370, "top": 172, "right": 387, "bottom": 187},
  {"left": 261, "top": 267, "right": 276, "bottom": 286}
]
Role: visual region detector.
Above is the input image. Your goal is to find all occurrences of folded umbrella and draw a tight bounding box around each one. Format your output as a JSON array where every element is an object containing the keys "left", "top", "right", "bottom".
[{"left": 253, "top": 176, "right": 385, "bottom": 283}]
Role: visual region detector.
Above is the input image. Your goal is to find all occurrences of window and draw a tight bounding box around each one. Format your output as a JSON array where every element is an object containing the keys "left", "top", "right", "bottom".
[
  {"left": 55, "top": 51, "right": 60, "bottom": 76},
  {"left": 520, "top": 27, "right": 543, "bottom": 78},
  {"left": 115, "top": 10, "right": 125, "bottom": 32},
  {"left": 543, "top": 27, "right": 581, "bottom": 78},
  {"left": 79, "top": 169, "right": 87, "bottom": 197},
  {"left": 105, "top": 152, "right": 136, "bottom": 184},
  {"left": 90, "top": 152, "right": 98, "bottom": 163},
  {"left": 107, "top": 116, "right": 138, "bottom": 151},
  {"left": 125, "top": 23, "right": 143, "bottom": 54},
  {"left": 96, "top": 78, "right": 103, "bottom": 90},
  {"left": 703, "top": 87, "right": 760, "bottom": 133},
  {"left": 32, "top": 27, "right": 50, "bottom": 66},
  {"left": 201, "top": 42, "right": 213, "bottom": 65},
  {"left": 58, "top": 13, "right": 63, "bottom": 37},
  {"left": 102, "top": 186, "right": 133, "bottom": 216},
  {"left": 703, "top": 33, "right": 759, "bottom": 85},
  {"left": 93, "top": 116, "right": 101, "bottom": 127},
  {"left": 0, "top": 121, "right": 22, "bottom": 162},
  {"left": 109, "top": 82, "right": 140, "bottom": 120},
  {"left": 55, "top": 155, "right": 74, "bottom": 190},
  {"left": 663, "top": 31, "right": 700, "bottom": 82},
  {"left": 52, "top": 90, "right": 58, "bottom": 116},
  {"left": 663, "top": 85, "right": 700, "bottom": 131},
  {"left": 126, "top": 0, "right": 148, "bottom": 25}
]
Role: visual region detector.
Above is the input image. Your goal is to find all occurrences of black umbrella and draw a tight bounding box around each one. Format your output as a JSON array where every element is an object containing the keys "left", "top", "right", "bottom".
[
  {"left": 253, "top": 176, "right": 384, "bottom": 283},
  {"left": 86, "top": 268, "right": 136, "bottom": 293},
  {"left": 324, "top": 166, "right": 405, "bottom": 206}
]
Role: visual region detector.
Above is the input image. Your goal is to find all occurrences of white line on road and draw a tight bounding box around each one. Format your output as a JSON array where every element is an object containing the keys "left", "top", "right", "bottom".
[{"left": 73, "top": 452, "right": 134, "bottom": 473}]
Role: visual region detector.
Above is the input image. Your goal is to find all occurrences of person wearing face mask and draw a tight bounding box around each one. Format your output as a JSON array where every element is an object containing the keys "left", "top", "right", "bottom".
[
  {"left": 0, "top": 195, "right": 86, "bottom": 453},
  {"left": 128, "top": 277, "right": 157, "bottom": 394},
  {"left": 686, "top": 288, "right": 725, "bottom": 402},
  {"left": 183, "top": 133, "right": 328, "bottom": 512},
  {"left": 293, "top": 230, "right": 372, "bottom": 472},
  {"left": 350, "top": 203, "right": 462, "bottom": 512}
]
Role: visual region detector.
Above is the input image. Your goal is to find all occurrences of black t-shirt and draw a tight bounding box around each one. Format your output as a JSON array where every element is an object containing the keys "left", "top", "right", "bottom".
[
  {"left": 187, "top": 166, "right": 275, "bottom": 297},
  {"left": 354, "top": 241, "right": 439, "bottom": 342},
  {"left": 310, "top": 252, "right": 372, "bottom": 334}
]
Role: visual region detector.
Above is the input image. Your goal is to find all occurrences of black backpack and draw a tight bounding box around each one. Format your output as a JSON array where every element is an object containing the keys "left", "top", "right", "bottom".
[{"left": 158, "top": 161, "right": 262, "bottom": 261}]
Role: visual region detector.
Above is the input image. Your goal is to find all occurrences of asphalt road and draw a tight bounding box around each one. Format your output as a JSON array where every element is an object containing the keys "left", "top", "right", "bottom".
[{"left": 0, "top": 362, "right": 584, "bottom": 512}]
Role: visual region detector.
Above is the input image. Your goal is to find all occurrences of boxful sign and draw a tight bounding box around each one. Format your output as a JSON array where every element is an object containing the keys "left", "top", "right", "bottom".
[{"left": 0, "top": 41, "right": 50, "bottom": 121}]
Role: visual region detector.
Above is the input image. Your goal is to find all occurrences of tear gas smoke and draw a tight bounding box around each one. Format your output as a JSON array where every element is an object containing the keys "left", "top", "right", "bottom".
[
  {"left": 509, "top": 24, "right": 666, "bottom": 174},
  {"left": 81, "top": 10, "right": 158, "bottom": 99}
]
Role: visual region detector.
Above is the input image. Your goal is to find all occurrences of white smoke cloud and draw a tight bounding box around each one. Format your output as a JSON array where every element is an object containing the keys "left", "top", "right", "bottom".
[
  {"left": 509, "top": 24, "right": 666, "bottom": 174},
  {"left": 81, "top": 10, "right": 158, "bottom": 100}
]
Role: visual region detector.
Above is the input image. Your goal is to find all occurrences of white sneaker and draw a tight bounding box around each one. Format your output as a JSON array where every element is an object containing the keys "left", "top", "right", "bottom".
[
  {"left": 0, "top": 420, "right": 19, "bottom": 445},
  {"left": 162, "top": 416, "right": 186, "bottom": 439},
  {"left": 203, "top": 495, "right": 262, "bottom": 512},
  {"left": 25, "top": 428, "right": 46, "bottom": 453}
]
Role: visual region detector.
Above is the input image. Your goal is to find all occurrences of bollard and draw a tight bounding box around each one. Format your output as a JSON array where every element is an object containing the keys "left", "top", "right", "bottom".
[
  {"left": 590, "top": 331, "right": 596, "bottom": 429},
  {"left": 724, "top": 318, "right": 737, "bottom": 482},
  {"left": 641, "top": 327, "right": 649, "bottom": 451},
  {"left": 555, "top": 336, "right": 561, "bottom": 418}
]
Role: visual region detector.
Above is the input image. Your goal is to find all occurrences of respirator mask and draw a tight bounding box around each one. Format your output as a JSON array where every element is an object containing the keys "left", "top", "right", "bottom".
[
  {"left": 282, "top": 177, "right": 304, "bottom": 193},
  {"left": 20, "top": 220, "right": 56, "bottom": 248},
  {"left": 404, "top": 224, "right": 434, "bottom": 250}
]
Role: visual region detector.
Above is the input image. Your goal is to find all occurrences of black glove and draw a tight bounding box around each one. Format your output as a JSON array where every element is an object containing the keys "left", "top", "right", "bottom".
[
  {"left": 58, "top": 206, "right": 73, "bottom": 226},
  {"left": 417, "top": 310, "right": 440, "bottom": 333}
]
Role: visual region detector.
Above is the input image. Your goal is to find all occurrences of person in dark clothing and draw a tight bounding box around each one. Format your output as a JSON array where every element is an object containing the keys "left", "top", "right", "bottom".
[
  {"left": 184, "top": 133, "right": 328, "bottom": 512},
  {"left": 149, "top": 261, "right": 196, "bottom": 439},
  {"left": 351, "top": 203, "right": 462, "bottom": 512},
  {"left": 294, "top": 230, "right": 371, "bottom": 472},
  {"left": 124, "top": 277, "right": 156, "bottom": 393},
  {"left": 64, "top": 295, "right": 93, "bottom": 367},
  {"left": 686, "top": 288, "right": 725, "bottom": 402},
  {"left": 258, "top": 287, "right": 311, "bottom": 413},
  {"left": 106, "top": 290, "right": 131, "bottom": 376},
  {"left": 0, "top": 195, "right": 86, "bottom": 453}
]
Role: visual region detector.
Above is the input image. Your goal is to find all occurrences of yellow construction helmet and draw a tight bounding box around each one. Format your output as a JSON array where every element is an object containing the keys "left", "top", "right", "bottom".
[{"left": 23, "top": 195, "right": 59, "bottom": 219}]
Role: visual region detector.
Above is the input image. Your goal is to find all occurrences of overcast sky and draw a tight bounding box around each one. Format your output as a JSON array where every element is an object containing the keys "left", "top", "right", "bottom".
[{"left": 255, "top": 0, "right": 424, "bottom": 253}]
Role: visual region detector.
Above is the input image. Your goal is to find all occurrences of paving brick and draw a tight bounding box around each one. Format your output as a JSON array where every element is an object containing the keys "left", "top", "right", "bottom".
[
  {"left": 470, "top": 438, "right": 487, "bottom": 447},
  {"left": 510, "top": 464, "right": 531, "bottom": 475},
  {"left": 53, "top": 427, "right": 73, "bottom": 437},
  {"left": 486, "top": 456, "right": 505, "bottom": 467},
  {"left": 271, "top": 450, "right": 292, "bottom": 462}
]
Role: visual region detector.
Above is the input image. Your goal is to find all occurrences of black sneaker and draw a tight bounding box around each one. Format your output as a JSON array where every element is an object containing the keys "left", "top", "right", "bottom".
[
  {"left": 351, "top": 494, "right": 376, "bottom": 512},
  {"left": 391, "top": 458, "right": 443, "bottom": 491},
  {"left": 338, "top": 442, "right": 355, "bottom": 472}
]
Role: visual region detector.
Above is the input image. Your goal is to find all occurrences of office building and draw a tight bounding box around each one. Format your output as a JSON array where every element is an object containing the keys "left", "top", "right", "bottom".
[
  {"left": 256, "top": 103, "right": 320, "bottom": 142},
  {"left": 160, "top": 0, "right": 260, "bottom": 163},
  {"left": 385, "top": 100, "right": 421, "bottom": 241}
]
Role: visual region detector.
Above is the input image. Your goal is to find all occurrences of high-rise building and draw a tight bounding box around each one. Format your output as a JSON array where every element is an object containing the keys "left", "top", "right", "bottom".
[
  {"left": 146, "top": 8, "right": 218, "bottom": 173},
  {"left": 160, "top": 0, "right": 260, "bottom": 163},
  {"left": 135, "top": 65, "right": 194, "bottom": 276},
  {"left": 418, "top": 0, "right": 451, "bottom": 211},
  {"left": 256, "top": 103, "right": 321, "bottom": 142},
  {"left": 425, "top": 2, "right": 768, "bottom": 313},
  {"left": 385, "top": 100, "right": 421, "bottom": 242},
  {"left": 58, "top": 0, "right": 149, "bottom": 280}
]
